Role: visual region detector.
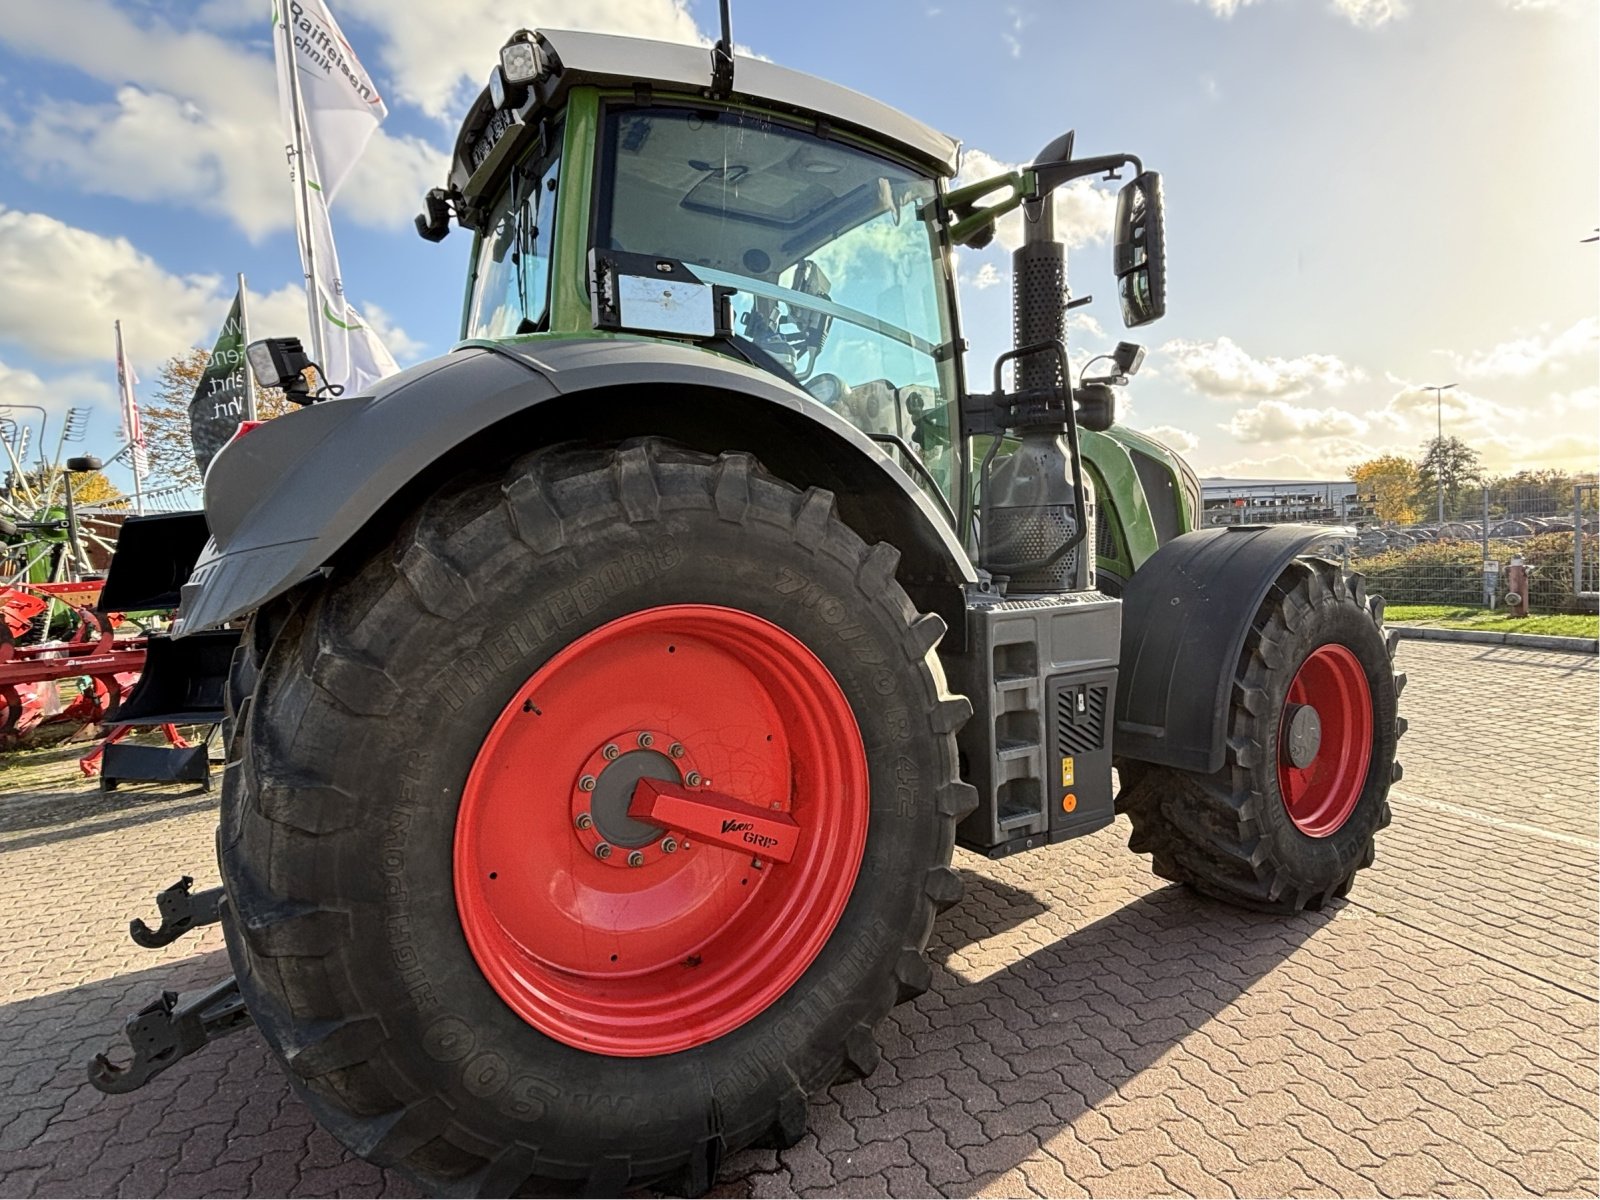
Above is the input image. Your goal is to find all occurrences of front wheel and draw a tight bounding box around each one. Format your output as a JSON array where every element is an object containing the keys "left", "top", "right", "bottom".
[
  {"left": 218, "top": 441, "right": 975, "bottom": 1195},
  {"left": 1117, "top": 557, "right": 1402, "bottom": 912}
]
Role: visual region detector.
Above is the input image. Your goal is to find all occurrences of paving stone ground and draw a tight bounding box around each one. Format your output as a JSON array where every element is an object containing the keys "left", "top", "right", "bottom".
[{"left": 0, "top": 640, "right": 1595, "bottom": 1198}]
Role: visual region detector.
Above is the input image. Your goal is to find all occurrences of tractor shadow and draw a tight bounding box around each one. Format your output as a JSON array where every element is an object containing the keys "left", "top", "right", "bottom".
[
  {"left": 0, "top": 948, "right": 420, "bottom": 1199},
  {"left": 712, "top": 863, "right": 1328, "bottom": 1197},
  {"left": 2, "top": 867, "right": 1318, "bottom": 1198}
]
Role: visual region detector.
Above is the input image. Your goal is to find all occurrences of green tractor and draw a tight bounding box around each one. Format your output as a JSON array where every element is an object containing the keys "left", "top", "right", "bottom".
[{"left": 91, "top": 18, "right": 1401, "bottom": 1196}]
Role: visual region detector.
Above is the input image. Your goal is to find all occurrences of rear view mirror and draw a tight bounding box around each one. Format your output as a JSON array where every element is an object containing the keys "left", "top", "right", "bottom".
[{"left": 1113, "top": 171, "right": 1166, "bottom": 327}]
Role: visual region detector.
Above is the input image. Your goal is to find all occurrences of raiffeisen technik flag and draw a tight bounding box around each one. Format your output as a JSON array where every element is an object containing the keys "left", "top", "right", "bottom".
[
  {"left": 189, "top": 287, "right": 250, "bottom": 473},
  {"left": 275, "top": 0, "right": 385, "bottom": 200},
  {"left": 273, "top": 0, "right": 398, "bottom": 397}
]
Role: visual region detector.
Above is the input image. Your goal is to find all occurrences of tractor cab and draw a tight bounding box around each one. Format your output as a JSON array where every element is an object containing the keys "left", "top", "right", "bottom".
[{"left": 427, "top": 28, "right": 967, "bottom": 504}]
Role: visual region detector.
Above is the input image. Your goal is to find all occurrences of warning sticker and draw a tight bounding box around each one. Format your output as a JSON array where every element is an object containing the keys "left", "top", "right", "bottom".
[{"left": 1061, "top": 756, "right": 1075, "bottom": 787}]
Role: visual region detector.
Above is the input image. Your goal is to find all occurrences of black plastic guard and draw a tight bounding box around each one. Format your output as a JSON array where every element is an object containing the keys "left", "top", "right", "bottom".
[
  {"left": 108, "top": 630, "right": 241, "bottom": 725},
  {"left": 1114, "top": 524, "right": 1346, "bottom": 775},
  {"left": 97, "top": 512, "right": 210, "bottom": 612}
]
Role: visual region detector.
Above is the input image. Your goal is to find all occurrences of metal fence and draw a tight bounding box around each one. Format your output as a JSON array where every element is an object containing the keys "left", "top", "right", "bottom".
[
  {"left": 1577, "top": 483, "right": 1599, "bottom": 602},
  {"left": 1318, "top": 481, "right": 1600, "bottom": 614}
]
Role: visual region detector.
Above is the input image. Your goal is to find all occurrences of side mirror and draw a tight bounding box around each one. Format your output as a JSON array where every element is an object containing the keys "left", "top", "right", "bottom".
[{"left": 1113, "top": 171, "right": 1166, "bottom": 328}]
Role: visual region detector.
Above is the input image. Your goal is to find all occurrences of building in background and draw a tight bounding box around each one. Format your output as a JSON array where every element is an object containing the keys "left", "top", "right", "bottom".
[{"left": 1200, "top": 478, "right": 1372, "bottom": 527}]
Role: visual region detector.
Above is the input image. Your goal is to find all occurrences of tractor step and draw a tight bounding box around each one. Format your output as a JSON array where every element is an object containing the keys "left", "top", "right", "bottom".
[
  {"left": 87, "top": 975, "right": 251, "bottom": 1095},
  {"left": 107, "top": 629, "right": 240, "bottom": 726},
  {"left": 129, "top": 876, "right": 226, "bottom": 948}
]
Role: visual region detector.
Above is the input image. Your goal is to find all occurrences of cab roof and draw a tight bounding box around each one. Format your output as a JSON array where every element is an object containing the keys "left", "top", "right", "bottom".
[{"left": 449, "top": 28, "right": 961, "bottom": 200}]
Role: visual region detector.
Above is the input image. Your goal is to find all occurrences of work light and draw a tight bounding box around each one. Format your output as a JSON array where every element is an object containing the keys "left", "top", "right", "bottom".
[
  {"left": 246, "top": 337, "right": 313, "bottom": 403},
  {"left": 500, "top": 38, "right": 543, "bottom": 85}
]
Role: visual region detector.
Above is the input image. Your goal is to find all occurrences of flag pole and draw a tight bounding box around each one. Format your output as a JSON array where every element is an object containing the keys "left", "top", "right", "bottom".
[
  {"left": 238, "top": 272, "right": 257, "bottom": 420},
  {"left": 114, "top": 319, "right": 145, "bottom": 516},
  {"left": 277, "top": 9, "right": 327, "bottom": 371}
]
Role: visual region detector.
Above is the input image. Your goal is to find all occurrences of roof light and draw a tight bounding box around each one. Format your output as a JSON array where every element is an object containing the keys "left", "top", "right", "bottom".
[{"left": 500, "top": 39, "right": 543, "bottom": 85}]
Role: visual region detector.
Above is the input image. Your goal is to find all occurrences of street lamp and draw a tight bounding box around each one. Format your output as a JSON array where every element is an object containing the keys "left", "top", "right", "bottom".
[{"left": 1423, "top": 383, "right": 1457, "bottom": 523}]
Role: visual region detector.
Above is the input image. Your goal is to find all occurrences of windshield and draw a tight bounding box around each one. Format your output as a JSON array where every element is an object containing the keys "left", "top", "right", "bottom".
[
  {"left": 599, "top": 105, "right": 960, "bottom": 506},
  {"left": 466, "top": 129, "right": 562, "bottom": 339}
]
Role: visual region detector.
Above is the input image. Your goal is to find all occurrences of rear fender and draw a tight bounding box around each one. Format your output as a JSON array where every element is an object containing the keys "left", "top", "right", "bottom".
[
  {"left": 178, "top": 338, "right": 976, "bottom": 633},
  {"left": 1113, "top": 524, "right": 1349, "bottom": 774}
]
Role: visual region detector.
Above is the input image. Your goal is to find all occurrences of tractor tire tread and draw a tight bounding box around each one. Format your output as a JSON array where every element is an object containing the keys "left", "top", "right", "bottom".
[
  {"left": 218, "top": 438, "right": 969, "bottom": 1196},
  {"left": 1117, "top": 558, "right": 1400, "bottom": 914}
]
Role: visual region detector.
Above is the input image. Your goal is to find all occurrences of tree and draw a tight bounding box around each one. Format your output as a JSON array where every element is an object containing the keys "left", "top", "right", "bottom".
[
  {"left": 1348, "top": 454, "right": 1420, "bottom": 525},
  {"left": 142, "top": 348, "right": 298, "bottom": 491},
  {"left": 1415, "top": 436, "right": 1482, "bottom": 522}
]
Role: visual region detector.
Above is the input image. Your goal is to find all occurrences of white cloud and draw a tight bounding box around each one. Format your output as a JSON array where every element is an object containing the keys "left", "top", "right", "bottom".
[
  {"left": 0, "top": 358, "right": 112, "bottom": 429},
  {"left": 1374, "top": 375, "right": 1600, "bottom": 474},
  {"left": 1328, "top": 0, "right": 1406, "bottom": 27},
  {"left": 1138, "top": 424, "right": 1201, "bottom": 456},
  {"left": 361, "top": 302, "right": 427, "bottom": 362},
  {"left": 957, "top": 148, "right": 1117, "bottom": 252},
  {"left": 971, "top": 262, "right": 1004, "bottom": 290},
  {"left": 0, "top": 1, "right": 447, "bottom": 238},
  {"left": 1161, "top": 336, "right": 1364, "bottom": 399},
  {"left": 1227, "top": 398, "right": 1368, "bottom": 442},
  {"left": 1193, "top": 0, "right": 1406, "bottom": 27},
  {"left": 1442, "top": 316, "right": 1598, "bottom": 380},
  {"left": 337, "top": 0, "right": 709, "bottom": 121},
  {"left": 0, "top": 206, "right": 416, "bottom": 373}
]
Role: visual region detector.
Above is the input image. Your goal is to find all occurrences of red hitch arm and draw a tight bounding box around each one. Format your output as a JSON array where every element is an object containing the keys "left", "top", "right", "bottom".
[{"left": 629, "top": 778, "right": 800, "bottom": 863}]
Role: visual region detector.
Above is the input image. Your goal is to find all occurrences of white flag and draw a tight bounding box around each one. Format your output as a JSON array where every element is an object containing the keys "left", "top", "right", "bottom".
[
  {"left": 113, "top": 319, "right": 148, "bottom": 480},
  {"left": 299, "top": 179, "right": 399, "bottom": 395},
  {"left": 273, "top": 0, "right": 386, "bottom": 200},
  {"left": 273, "top": 0, "right": 397, "bottom": 396}
]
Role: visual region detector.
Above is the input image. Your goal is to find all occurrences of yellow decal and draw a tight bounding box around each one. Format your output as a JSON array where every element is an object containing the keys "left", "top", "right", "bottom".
[{"left": 1061, "top": 756, "right": 1075, "bottom": 787}]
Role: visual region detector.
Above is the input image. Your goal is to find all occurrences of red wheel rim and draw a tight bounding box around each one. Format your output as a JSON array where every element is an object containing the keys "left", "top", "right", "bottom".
[
  {"left": 454, "top": 604, "right": 869, "bottom": 1056},
  {"left": 1276, "top": 643, "right": 1373, "bottom": 838}
]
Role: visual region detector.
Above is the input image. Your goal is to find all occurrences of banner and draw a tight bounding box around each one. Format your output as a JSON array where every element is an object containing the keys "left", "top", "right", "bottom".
[
  {"left": 188, "top": 286, "right": 251, "bottom": 473},
  {"left": 273, "top": 0, "right": 387, "bottom": 201},
  {"left": 273, "top": 0, "right": 398, "bottom": 396}
]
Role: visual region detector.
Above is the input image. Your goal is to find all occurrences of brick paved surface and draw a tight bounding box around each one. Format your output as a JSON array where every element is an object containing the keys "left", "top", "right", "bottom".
[{"left": 0, "top": 640, "right": 1595, "bottom": 1198}]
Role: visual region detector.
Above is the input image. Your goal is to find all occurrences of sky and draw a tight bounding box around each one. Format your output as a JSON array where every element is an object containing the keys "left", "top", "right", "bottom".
[{"left": 0, "top": 0, "right": 1595, "bottom": 497}]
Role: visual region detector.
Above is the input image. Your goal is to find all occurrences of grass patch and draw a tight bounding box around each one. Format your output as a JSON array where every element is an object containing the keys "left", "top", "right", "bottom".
[{"left": 1385, "top": 604, "right": 1599, "bottom": 639}]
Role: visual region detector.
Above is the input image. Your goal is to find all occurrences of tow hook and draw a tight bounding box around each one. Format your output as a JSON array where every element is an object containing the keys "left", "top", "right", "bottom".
[
  {"left": 87, "top": 976, "right": 251, "bottom": 1094},
  {"left": 128, "top": 876, "right": 225, "bottom": 948}
]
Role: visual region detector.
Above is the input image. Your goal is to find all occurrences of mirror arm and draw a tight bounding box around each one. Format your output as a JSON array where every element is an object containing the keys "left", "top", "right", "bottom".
[
  {"left": 1030, "top": 153, "right": 1143, "bottom": 199},
  {"left": 944, "top": 171, "right": 1029, "bottom": 248}
]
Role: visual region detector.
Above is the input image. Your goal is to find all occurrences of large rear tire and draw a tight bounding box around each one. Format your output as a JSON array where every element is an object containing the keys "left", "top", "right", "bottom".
[
  {"left": 217, "top": 441, "right": 975, "bottom": 1196},
  {"left": 1116, "top": 557, "right": 1403, "bottom": 912}
]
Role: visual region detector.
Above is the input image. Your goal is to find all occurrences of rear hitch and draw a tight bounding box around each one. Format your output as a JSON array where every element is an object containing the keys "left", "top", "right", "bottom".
[
  {"left": 88, "top": 976, "right": 251, "bottom": 1094},
  {"left": 129, "top": 876, "right": 225, "bottom": 948}
]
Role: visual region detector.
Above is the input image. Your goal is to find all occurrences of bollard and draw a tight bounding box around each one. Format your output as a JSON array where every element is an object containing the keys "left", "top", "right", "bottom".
[{"left": 1505, "top": 555, "right": 1531, "bottom": 618}]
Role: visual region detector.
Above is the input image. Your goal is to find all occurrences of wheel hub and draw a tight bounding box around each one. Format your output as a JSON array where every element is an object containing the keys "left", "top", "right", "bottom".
[
  {"left": 1282, "top": 703, "right": 1322, "bottom": 769},
  {"left": 571, "top": 729, "right": 698, "bottom": 866}
]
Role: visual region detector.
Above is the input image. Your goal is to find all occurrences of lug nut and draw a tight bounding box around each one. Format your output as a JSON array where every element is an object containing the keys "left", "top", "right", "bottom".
[
  {"left": 627, "top": 850, "right": 645, "bottom": 867},
  {"left": 669, "top": 742, "right": 685, "bottom": 759},
  {"left": 595, "top": 843, "right": 612, "bottom": 860},
  {"left": 638, "top": 732, "right": 654, "bottom": 748},
  {"left": 603, "top": 743, "right": 620, "bottom": 761},
  {"left": 579, "top": 775, "right": 596, "bottom": 792},
  {"left": 661, "top": 837, "right": 678, "bottom": 854},
  {"left": 686, "top": 771, "right": 702, "bottom": 787},
  {"left": 575, "top": 813, "right": 593, "bottom": 830}
]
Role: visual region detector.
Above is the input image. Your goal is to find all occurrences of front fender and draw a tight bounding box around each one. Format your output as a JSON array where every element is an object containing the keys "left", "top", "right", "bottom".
[
  {"left": 178, "top": 337, "right": 975, "bottom": 633},
  {"left": 1113, "top": 524, "right": 1349, "bottom": 774}
]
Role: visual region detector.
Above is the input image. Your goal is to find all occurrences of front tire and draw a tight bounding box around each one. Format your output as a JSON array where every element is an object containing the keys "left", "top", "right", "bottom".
[
  {"left": 1117, "top": 557, "right": 1402, "bottom": 912},
  {"left": 218, "top": 441, "right": 975, "bottom": 1195}
]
